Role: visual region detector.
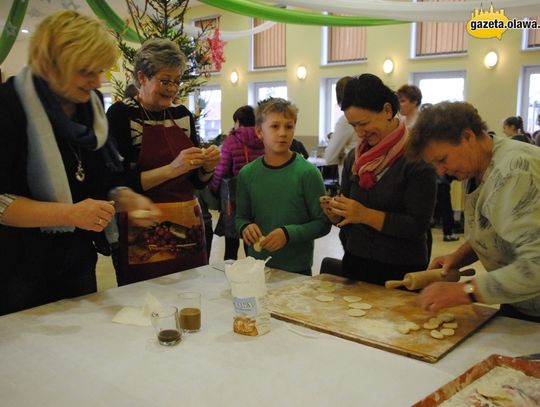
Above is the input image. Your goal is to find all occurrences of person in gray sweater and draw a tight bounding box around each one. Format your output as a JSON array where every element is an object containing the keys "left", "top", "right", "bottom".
[{"left": 409, "top": 102, "right": 540, "bottom": 322}]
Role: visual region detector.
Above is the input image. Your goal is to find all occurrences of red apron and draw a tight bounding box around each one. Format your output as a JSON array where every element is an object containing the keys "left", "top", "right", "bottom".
[{"left": 118, "top": 111, "right": 207, "bottom": 284}]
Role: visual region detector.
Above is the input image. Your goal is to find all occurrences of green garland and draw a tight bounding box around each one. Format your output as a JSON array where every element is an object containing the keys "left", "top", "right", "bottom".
[
  {"left": 198, "top": 0, "right": 404, "bottom": 27},
  {"left": 0, "top": 0, "right": 29, "bottom": 65},
  {"left": 86, "top": 0, "right": 140, "bottom": 42}
]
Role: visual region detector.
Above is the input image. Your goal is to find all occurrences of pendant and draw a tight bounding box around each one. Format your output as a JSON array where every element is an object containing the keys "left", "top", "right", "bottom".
[{"left": 75, "top": 162, "right": 85, "bottom": 182}]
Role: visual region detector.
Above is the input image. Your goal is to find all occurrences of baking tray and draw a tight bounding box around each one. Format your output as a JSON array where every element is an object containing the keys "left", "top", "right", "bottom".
[{"left": 413, "top": 354, "right": 540, "bottom": 406}]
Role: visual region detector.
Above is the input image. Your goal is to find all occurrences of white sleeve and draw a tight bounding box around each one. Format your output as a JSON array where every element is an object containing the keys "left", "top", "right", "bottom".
[{"left": 324, "top": 115, "right": 355, "bottom": 165}]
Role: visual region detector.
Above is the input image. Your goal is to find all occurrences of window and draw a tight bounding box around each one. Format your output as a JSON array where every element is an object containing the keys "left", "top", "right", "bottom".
[
  {"left": 252, "top": 81, "right": 287, "bottom": 103},
  {"left": 189, "top": 85, "right": 222, "bottom": 141},
  {"left": 252, "top": 18, "right": 286, "bottom": 69},
  {"left": 324, "top": 25, "right": 367, "bottom": 64},
  {"left": 322, "top": 78, "right": 342, "bottom": 140},
  {"left": 525, "top": 17, "right": 540, "bottom": 49},
  {"left": 411, "top": 71, "right": 466, "bottom": 105},
  {"left": 414, "top": 0, "right": 467, "bottom": 57},
  {"left": 520, "top": 65, "right": 540, "bottom": 133},
  {"left": 192, "top": 16, "right": 220, "bottom": 72}
]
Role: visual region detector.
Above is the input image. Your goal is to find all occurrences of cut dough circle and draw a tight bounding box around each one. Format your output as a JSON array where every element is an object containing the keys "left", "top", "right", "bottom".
[
  {"left": 317, "top": 287, "right": 336, "bottom": 293},
  {"left": 430, "top": 330, "right": 444, "bottom": 339},
  {"left": 398, "top": 325, "right": 411, "bottom": 334},
  {"left": 438, "top": 313, "right": 455, "bottom": 322},
  {"left": 343, "top": 295, "right": 362, "bottom": 303},
  {"left": 440, "top": 328, "right": 455, "bottom": 336},
  {"left": 253, "top": 236, "right": 265, "bottom": 252},
  {"left": 423, "top": 322, "right": 439, "bottom": 330},
  {"left": 319, "top": 281, "right": 335, "bottom": 288},
  {"left": 442, "top": 322, "right": 458, "bottom": 329},
  {"left": 349, "top": 302, "right": 372, "bottom": 310},
  {"left": 315, "top": 295, "right": 334, "bottom": 302},
  {"left": 406, "top": 322, "right": 420, "bottom": 331},
  {"left": 347, "top": 309, "right": 366, "bottom": 317}
]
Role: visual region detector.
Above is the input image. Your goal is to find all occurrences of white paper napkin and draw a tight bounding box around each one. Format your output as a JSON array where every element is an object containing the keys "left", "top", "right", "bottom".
[{"left": 112, "top": 293, "right": 163, "bottom": 326}]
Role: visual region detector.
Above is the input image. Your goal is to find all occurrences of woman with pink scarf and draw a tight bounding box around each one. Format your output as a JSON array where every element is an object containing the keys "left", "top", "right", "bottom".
[{"left": 320, "top": 74, "right": 436, "bottom": 285}]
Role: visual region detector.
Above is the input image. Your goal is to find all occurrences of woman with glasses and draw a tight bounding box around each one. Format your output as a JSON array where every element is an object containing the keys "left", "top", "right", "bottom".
[
  {"left": 0, "top": 11, "right": 158, "bottom": 315},
  {"left": 107, "top": 38, "right": 220, "bottom": 285}
]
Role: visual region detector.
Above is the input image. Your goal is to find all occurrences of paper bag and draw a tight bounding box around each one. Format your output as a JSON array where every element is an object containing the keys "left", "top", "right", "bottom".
[{"left": 225, "top": 257, "right": 270, "bottom": 336}]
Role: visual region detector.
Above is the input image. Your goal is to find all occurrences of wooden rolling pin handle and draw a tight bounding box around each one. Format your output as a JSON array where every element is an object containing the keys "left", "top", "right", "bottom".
[{"left": 385, "top": 279, "right": 405, "bottom": 289}]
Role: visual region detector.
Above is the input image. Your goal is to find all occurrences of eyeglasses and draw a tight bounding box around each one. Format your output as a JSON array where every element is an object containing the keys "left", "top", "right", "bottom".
[{"left": 154, "top": 77, "right": 182, "bottom": 89}]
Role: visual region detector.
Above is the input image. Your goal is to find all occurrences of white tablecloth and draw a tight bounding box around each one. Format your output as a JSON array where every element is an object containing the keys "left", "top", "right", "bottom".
[{"left": 0, "top": 266, "right": 539, "bottom": 407}]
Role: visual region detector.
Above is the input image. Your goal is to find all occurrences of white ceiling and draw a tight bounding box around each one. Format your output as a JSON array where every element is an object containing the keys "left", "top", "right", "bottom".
[{"left": 0, "top": 0, "right": 201, "bottom": 38}]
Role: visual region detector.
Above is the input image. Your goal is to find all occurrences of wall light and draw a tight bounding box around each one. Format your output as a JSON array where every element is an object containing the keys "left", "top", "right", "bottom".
[
  {"left": 230, "top": 70, "right": 239, "bottom": 84},
  {"left": 296, "top": 65, "right": 307, "bottom": 80},
  {"left": 484, "top": 51, "right": 498, "bottom": 69},
  {"left": 382, "top": 58, "right": 394, "bottom": 74}
]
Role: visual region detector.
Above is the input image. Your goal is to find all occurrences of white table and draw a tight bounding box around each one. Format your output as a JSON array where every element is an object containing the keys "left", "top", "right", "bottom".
[{"left": 0, "top": 266, "right": 539, "bottom": 407}]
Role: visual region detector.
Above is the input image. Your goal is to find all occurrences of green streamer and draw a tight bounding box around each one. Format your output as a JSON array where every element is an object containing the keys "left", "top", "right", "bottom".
[
  {"left": 198, "top": 0, "right": 404, "bottom": 27},
  {"left": 0, "top": 0, "right": 29, "bottom": 65},
  {"left": 86, "top": 0, "right": 140, "bottom": 43}
]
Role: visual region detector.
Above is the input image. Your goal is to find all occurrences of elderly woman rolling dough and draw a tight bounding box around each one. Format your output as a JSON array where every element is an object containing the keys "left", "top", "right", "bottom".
[{"left": 408, "top": 101, "right": 540, "bottom": 323}]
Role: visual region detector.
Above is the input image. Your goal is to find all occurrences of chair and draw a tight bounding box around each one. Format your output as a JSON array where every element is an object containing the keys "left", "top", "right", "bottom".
[{"left": 320, "top": 257, "right": 343, "bottom": 276}]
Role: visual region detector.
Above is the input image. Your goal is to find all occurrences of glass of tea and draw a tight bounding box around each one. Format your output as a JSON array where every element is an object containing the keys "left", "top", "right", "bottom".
[
  {"left": 150, "top": 306, "right": 182, "bottom": 346},
  {"left": 178, "top": 292, "right": 201, "bottom": 333}
]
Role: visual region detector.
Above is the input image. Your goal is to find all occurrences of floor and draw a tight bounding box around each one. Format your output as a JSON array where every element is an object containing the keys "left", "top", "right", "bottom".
[{"left": 96, "top": 211, "right": 485, "bottom": 291}]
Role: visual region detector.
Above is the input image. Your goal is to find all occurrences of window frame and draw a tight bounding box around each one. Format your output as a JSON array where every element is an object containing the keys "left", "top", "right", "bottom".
[
  {"left": 519, "top": 65, "right": 540, "bottom": 133},
  {"left": 251, "top": 17, "right": 286, "bottom": 71},
  {"left": 249, "top": 80, "right": 287, "bottom": 105},
  {"left": 189, "top": 84, "right": 222, "bottom": 141},
  {"left": 321, "top": 25, "right": 368, "bottom": 65},
  {"left": 411, "top": 70, "right": 467, "bottom": 105}
]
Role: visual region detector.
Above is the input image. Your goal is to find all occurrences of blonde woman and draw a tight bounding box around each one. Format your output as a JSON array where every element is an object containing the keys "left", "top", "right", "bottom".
[{"left": 0, "top": 11, "right": 157, "bottom": 315}]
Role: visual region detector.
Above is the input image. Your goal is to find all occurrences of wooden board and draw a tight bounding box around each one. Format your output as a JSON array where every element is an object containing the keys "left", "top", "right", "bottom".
[
  {"left": 413, "top": 354, "right": 540, "bottom": 406},
  {"left": 268, "top": 274, "right": 498, "bottom": 363}
]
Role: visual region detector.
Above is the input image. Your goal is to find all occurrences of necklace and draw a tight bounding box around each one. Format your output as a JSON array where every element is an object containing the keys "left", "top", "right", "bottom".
[{"left": 68, "top": 143, "right": 85, "bottom": 182}]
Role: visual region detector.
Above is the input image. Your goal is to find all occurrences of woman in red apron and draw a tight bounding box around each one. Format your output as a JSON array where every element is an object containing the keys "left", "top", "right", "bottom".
[{"left": 107, "top": 38, "right": 220, "bottom": 285}]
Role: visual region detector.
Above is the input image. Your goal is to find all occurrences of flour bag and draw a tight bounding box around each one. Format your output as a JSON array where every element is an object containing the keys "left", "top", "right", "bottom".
[{"left": 225, "top": 257, "right": 270, "bottom": 336}]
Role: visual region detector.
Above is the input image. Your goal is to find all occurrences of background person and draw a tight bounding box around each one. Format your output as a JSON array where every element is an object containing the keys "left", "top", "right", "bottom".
[
  {"left": 396, "top": 84, "right": 422, "bottom": 129},
  {"left": 408, "top": 102, "right": 540, "bottom": 323},
  {"left": 0, "top": 11, "right": 157, "bottom": 315},
  {"left": 502, "top": 115, "right": 532, "bottom": 143},
  {"left": 320, "top": 74, "right": 437, "bottom": 285},
  {"left": 107, "top": 38, "right": 220, "bottom": 285},
  {"left": 324, "top": 76, "right": 356, "bottom": 167},
  {"left": 210, "top": 105, "right": 265, "bottom": 260}
]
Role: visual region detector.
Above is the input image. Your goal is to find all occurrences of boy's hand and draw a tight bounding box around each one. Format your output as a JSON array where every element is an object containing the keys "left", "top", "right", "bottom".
[
  {"left": 242, "top": 223, "right": 263, "bottom": 245},
  {"left": 260, "top": 228, "right": 287, "bottom": 252}
]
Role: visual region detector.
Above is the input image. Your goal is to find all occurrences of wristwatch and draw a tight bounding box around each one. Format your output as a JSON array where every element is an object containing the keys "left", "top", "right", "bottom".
[{"left": 463, "top": 282, "right": 477, "bottom": 303}]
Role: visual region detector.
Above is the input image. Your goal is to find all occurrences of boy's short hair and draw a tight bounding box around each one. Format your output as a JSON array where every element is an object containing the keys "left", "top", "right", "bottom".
[{"left": 255, "top": 97, "right": 299, "bottom": 127}]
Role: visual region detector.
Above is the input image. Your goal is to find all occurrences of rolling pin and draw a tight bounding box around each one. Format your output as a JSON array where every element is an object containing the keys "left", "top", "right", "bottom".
[{"left": 384, "top": 268, "right": 475, "bottom": 290}]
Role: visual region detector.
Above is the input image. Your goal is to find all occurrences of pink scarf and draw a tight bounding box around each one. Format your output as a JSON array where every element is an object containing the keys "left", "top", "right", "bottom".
[{"left": 352, "top": 121, "right": 407, "bottom": 190}]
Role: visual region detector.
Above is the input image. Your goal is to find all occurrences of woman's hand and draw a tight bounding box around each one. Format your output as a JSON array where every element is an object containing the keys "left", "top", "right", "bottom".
[
  {"left": 260, "top": 228, "right": 287, "bottom": 252},
  {"left": 328, "top": 195, "right": 368, "bottom": 227},
  {"left": 242, "top": 223, "right": 263, "bottom": 246},
  {"left": 112, "top": 188, "right": 161, "bottom": 227},
  {"left": 68, "top": 198, "right": 115, "bottom": 232},
  {"left": 169, "top": 147, "right": 206, "bottom": 177},
  {"left": 201, "top": 145, "right": 220, "bottom": 173},
  {"left": 418, "top": 282, "right": 472, "bottom": 312},
  {"left": 319, "top": 195, "right": 342, "bottom": 225}
]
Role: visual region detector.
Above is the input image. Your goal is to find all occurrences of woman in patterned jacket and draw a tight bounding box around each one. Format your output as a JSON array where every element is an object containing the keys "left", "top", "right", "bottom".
[{"left": 408, "top": 101, "right": 540, "bottom": 322}]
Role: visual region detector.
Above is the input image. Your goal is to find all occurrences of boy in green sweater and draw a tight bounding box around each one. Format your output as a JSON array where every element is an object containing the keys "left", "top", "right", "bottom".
[{"left": 235, "top": 98, "right": 331, "bottom": 274}]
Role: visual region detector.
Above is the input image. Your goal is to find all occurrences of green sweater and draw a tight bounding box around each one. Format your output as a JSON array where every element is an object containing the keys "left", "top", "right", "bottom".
[{"left": 236, "top": 153, "right": 331, "bottom": 273}]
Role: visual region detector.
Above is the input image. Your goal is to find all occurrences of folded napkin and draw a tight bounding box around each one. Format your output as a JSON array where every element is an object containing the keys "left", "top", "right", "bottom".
[{"left": 112, "top": 293, "right": 162, "bottom": 326}]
